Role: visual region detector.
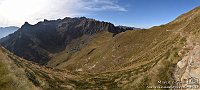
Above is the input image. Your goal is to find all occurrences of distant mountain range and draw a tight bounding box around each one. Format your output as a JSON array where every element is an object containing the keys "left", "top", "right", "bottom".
[
  {"left": 116, "top": 25, "right": 141, "bottom": 30},
  {"left": 0, "top": 26, "right": 19, "bottom": 38}
]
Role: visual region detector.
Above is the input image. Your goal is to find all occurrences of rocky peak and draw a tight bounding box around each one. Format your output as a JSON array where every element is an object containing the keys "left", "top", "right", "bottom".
[
  {"left": 23, "top": 22, "right": 31, "bottom": 26},
  {"left": 21, "top": 22, "right": 32, "bottom": 29},
  {"left": 0, "top": 17, "right": 130, "bottom": 64}
]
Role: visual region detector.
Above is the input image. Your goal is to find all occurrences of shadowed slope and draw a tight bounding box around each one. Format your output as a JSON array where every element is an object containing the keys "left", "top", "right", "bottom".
[
  {"left": 1, "top": 6, "right": 200, "bottom": 90},
  {"left": 0, "top": 17, "right": 130, "bottom": 64}
]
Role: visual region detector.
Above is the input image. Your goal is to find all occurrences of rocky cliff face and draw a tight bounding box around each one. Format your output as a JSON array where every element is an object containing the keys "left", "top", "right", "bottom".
[{"left": 0, "top": 17, "right": 130, "bottom": 64}]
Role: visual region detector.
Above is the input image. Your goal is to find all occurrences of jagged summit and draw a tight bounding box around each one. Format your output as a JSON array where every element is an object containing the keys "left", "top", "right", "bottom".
[
  {"left": 1, "top": 6, "right": 200, "bottom": 90},
  {"left": 23, "top": 21, "right": 31, "bottom": 26},
  {"left": 0, "top": 17, "right": 137, "bottom": 64},
  {"left": 21, "top": 22, "right": 33, "bottom": 30}
]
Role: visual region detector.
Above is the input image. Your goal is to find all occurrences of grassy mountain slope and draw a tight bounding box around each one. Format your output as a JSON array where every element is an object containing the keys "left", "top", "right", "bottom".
[
  {"left": 0, "top": 25, "right": 185, "bottom": 90},
  {"left": 1, "top": 6, "right": 200, "bottom": 90},
  {"left": 0, "top": 46, "right": 87, "bottom": 90},
  {"left": 46, "top": 24, "right": 185, "bottom": 89},
  {"left": 46, "top": 6, "right": 200, "bottom": 89},
  {"left": 0, "top": 47, "right": 37, "bottom": 90},
  {"left": 48, "top": 22, "right": 184, "bottom": 73}
]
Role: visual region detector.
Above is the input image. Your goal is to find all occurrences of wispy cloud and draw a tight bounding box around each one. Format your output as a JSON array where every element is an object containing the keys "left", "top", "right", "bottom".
[
  {"left": 0, "top": 0, "right": 127, "bottom": 27},
  {"left": 79, "top": 0, "right": 127, "bottom": 11}
]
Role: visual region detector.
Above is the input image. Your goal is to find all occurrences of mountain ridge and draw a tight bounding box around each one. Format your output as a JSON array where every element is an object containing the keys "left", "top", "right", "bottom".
[
  {"left": 0, "top": 17, "right": 138, "bottom": 64},
  {"left": 1, "top": 6, "right": 200, "bottom": 89}
]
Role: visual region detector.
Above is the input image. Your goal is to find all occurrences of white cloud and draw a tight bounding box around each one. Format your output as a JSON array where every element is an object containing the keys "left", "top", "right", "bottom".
[
  {"left": 78, "top": 0, "right": 127, "bottom": 11},
  {"left": 0, "top": 0, "right": 126, "bottom": 27}
]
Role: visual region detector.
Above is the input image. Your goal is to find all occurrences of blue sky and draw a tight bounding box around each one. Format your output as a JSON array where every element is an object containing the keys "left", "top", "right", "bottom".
[
  {"left": 86, "top": 0, "right": 200, "bottom": 28},
  {"left": 0, "top": 0, "right": 200, "bottom": 28}
]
